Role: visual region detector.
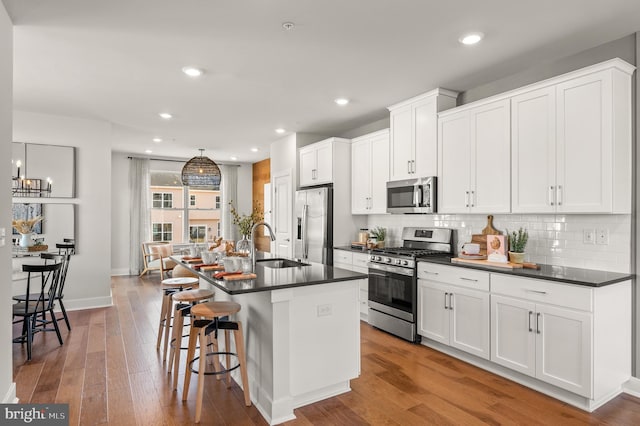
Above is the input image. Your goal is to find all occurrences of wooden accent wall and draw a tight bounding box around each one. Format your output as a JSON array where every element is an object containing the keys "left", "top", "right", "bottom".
[{"left": 253, "top": 158, "right": 271, "bottom": 252}]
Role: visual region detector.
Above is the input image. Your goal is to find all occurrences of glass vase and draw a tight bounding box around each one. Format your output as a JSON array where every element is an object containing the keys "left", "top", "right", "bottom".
[{"left": 236, "top": 235, "right": 251, "bottom": 255}]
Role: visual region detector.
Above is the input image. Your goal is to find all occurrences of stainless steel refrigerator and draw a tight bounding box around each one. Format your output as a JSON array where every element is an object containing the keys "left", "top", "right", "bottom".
[{"left": 294, "top": 186, "right": 333, "bottom": 265}]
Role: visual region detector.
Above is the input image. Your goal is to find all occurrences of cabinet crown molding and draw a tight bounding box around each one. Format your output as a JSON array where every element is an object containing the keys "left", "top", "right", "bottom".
[
  {"left": 351, "top": 128, "right": 389, "bottom": 143},
  {"left": 440, "top": 57, "right": 635, "bottom": 118},
  {"left": 388, "top": 88, "right": 459, "bottom": 111}
]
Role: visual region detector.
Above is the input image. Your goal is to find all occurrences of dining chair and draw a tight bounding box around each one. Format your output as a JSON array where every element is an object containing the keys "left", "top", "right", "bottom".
[{"left": 12, "top": 259, "right": 64, "bottom": 361}]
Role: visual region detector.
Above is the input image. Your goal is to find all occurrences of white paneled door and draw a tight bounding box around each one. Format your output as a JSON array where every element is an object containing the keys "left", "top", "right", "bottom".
[{"left": 272, "top": 170, "right": 292, "bottom": 258}]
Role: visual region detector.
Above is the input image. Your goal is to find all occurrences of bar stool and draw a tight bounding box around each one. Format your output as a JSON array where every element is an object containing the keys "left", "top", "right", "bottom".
[
  {"left": 157, "top": 276, "right": 199, "bottom": 361},
  {"left": 182, "top": 301, "right": 250, "bottom": 423},
  {"left": 168, "top": 288, "right": 215, "bottom": 385}
]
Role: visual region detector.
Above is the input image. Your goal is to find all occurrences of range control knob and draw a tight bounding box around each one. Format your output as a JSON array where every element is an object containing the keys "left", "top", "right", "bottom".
[
  {"left": 395, "top": 259, "right": 402, "bottom": 265},
  {"left": 375, "top": 256, "right": 382, "bottom": 261},
  {"left": 385, "top": 257, "right": 392, "bottom": 263},
  {"left": 370, "top": 255, "right": 375, "bottom": 261},
  {"left": 402, "top": 260, "right": 409, "bottom": 266}
]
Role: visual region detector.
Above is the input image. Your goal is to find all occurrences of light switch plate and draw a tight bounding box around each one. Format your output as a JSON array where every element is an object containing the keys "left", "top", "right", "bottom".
[
  {"left": 0, "top": 237, "right": 4, "bottom": 247},
  {"left": 596, "top": 229, "right": 609, "bottom": 245},
  {"left": 0, "top": 227, "right": 5, "bottom": 237},
  {"left": 583, "top": 229, "right": 595, "bottom": 244}
]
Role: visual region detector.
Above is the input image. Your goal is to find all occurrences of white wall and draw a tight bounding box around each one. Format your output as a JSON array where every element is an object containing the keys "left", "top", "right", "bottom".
[
  {"left": 109, "top": 154, "right": 253, "bottom": 274},
  {"left": 13, "top": 111, "right": 113, "bottom": 310},
  {"left": 0, "top": 2, "right": 15, "bottom": 403}
]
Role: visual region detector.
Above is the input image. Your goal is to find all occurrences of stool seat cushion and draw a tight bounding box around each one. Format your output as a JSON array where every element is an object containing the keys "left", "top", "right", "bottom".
[
  {"left": 191, "top": 301, "right": 241, "bottom": 319},
  {"left": 172, "top": 288, "right": 215, "bottom": 302},
  {"left": 161, "top": 277, "right": 199, "bottom": 288},
  {"left": 172, "top": 264, "right": 198, "bottom": 278}
]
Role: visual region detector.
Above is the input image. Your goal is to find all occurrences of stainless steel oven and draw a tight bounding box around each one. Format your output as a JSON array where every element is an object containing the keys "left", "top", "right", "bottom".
[{"left": 368, "top": 262, "right": 418, "bottom": 342}]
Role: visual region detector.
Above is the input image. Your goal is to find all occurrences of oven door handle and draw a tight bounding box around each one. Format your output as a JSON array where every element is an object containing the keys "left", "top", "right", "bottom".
[{"left": 367, "top": 262, "right": 414, "bottom": 277}]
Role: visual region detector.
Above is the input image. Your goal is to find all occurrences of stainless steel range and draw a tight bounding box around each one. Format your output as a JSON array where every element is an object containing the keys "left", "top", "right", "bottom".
[{"left": 368, "top": 227, "right": 453, "bottom": 342}]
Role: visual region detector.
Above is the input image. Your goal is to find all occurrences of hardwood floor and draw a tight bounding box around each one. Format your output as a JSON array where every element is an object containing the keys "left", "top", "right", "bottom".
[{"left": 12, "top": 274, "right": 640, "bottom": 425}]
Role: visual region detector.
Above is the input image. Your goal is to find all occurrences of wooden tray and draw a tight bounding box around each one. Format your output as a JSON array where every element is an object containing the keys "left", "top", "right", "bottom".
[
  {"left": 200, "top": 264, "right": 224, "bottom": 272},
  {"left": 452, "top": 257, "right": 524, "bottom": 269}
]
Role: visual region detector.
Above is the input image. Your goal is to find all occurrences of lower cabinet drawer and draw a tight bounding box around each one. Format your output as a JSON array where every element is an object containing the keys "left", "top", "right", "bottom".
[
  {"left": 491, "top": 274, "right": 593, "bottom": 312},
  {"left": 333, "top": 249, "right": 353, "bottom": 265},
  {"left": 359, "top": 289, "right": 369, "bottom": 317},
  {"left": 418, "top": 262, "right": 490, "bottom": 291}
]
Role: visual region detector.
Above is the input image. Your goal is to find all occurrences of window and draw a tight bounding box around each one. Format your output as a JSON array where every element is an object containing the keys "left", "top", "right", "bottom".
[
  {"left": 189, "top": 225, "right": 207, "bottom": 243},
  {"left": 150, "top": 170, "right": 222, "bottom": 244},
  {"left": 152, "top": 223, "right": 173, "bottom": 241},
  {"left": 152, "top": 192, "right": 173, "bottom": 208}
]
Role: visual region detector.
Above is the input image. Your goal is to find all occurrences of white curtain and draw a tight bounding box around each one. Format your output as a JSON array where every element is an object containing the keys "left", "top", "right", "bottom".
[
  {"left": 129, "top": 158, "right": 150, "bottom": 274},
  {"left": 220, "top": 164, "right": 238, "bottom": 242}
]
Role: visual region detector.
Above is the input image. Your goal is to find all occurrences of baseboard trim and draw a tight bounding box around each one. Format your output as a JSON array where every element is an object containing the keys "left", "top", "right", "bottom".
[
  {"left": 110, "top": 268, "right": 131, "bottom": 276},
  {"left": 624, "top": 377, "right": 640, "bottom": 398},
  {"left": 2, "top": 382, "right": 18, "bottom": 403},
  {"left": 62, "top": 295, "right": 113, "bottom": 311}
]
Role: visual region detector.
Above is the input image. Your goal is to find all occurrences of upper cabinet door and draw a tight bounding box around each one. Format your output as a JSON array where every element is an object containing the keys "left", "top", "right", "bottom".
[
  {"left": 299, "top": 146, "right": 317, "bottom": 187},
  {"left": 413, "top": 96, "right": 438, "bottom": 178},
  {"left": 389, "top": 105, "right": 413, "bottom": 181},
  {"left": 511, "top": 87, "right": 556, "bottom": 213},
  {"left": 470, "top": 99, "right": 510, "bottom": 213},
  {"left": 556, "top": 71, "right": 612, "bottom": 213},
  {"left": 438, "top": 111, "right": 471, "bottom": 213},
  {"left": 369, "top": 133, "right": 390, "bottom": 214},
  {"left": 351, "top": 139, "right": 371, "bottom": 214},
  {"left": 314, "top": 141, "right": 333, "bottom": 185}
]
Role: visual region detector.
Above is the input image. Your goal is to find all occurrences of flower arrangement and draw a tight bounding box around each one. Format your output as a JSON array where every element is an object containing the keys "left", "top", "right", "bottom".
[
  {"left": 12, "top": 216, "right": 43, "bottom": 234},
  {"left": 507, "top": 227, "right": 529, "bottom": 253},
  {"left": 229, "top": 201, "right": 264, "bottom": 236}
]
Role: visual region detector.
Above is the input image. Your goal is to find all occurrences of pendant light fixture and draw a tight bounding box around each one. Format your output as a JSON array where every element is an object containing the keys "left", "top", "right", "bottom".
[{"left": 181, "top": 149, "right": 221, "bottom": 187}]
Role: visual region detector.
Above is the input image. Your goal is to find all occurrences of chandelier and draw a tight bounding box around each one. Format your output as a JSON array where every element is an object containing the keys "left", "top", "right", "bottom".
[{"left": 181, "top": 149, "right": 221, "bottom": 187}]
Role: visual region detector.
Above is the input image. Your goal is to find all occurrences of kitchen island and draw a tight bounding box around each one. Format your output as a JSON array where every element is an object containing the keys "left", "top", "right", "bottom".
[{"left": 171, "top": 254, "right": 367, "bottom": 425}]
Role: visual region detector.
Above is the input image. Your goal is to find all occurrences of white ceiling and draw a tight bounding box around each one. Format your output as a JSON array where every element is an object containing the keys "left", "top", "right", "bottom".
[{"left": 3, "top": 0, "right": 640, "bottom": 163}]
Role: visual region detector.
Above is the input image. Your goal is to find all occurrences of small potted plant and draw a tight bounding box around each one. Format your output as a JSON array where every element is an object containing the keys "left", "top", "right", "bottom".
[
  {"left": 369, "top": 226, "right": 386, "bottom": 248},
  {"left": 507, "top": 227, "right": 528, "bottom": 264}
]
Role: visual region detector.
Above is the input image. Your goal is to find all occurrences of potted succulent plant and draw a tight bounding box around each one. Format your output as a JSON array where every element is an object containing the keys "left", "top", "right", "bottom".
[
  {"left": 507, "top": 227, "right": 528, "bottom": 264},
  {"left": 369, "top": 226, "right": 387, "bottom": 248}
]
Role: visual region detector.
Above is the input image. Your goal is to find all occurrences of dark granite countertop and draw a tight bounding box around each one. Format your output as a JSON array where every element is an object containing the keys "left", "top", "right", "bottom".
[
  {"left": 333, "top": 246, "right": 373, "bottom": 254},
  {"left": 171, "top": 253, "right": 367, "bottom": 295},
  {"left": 419, "top": 256, "right": 634, "bottom": 287}
]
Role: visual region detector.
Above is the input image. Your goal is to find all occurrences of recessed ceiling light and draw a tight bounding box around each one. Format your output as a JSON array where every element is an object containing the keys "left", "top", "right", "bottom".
[
  {"left": 159, "top": 112, "right": 173, "bottom": 119},
  {"left": 230, "top": 156, "right": 238, "bottom": 161},
  {"left": 275, "top": 128, "right": 286, "bottom": 134},
  {"left": 145, "top": 149, "right": 153, "bottom": 154},
  {"left": 335, "top": 98, "right": 349, "bottom": 106},
  {"left": 251, "top": 148, "right": 259, "bottom": 152},
  {"left": 459, "top": 32, "right": 484, "bottom": 45},
  {"left": 282, "top": 22, "right": 295, "bottom": 31},
  {"left": 152, "top": 138, "right": 162, "bottom": 143},
  {"left": 182, "top": 66, "right": 203, "bottom": 77}
]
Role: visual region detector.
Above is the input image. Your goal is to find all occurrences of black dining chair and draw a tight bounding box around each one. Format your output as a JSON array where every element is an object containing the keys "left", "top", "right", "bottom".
[
  {"left": 12, "top": 259, "right": 64, "bottom": 361},
  {"left": 14, "top": 251, "right": 73, "bottom": 330}
]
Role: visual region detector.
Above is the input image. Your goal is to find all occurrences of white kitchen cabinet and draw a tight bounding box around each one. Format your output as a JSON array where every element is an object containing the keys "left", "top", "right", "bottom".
[
  {"left": 299, "top": 139, "right": 334, "bottom": 186},
  {"left": 511, "top": 59, "right": 634, "bottom": 213},
  {"left": 351, "top": 129, "right": 389, "bottom": 214},
  {"left": 417, "top": 263, "right": 490, "bottom": 360},
  {"left": 333, "top": 249, "right": 370, "bottom": 321},
  {"left": 438, "top": 99, "right": 510, "bottom": 213},
  {"left": 388, "top": 89, "right": 457, "bottom": 181}
]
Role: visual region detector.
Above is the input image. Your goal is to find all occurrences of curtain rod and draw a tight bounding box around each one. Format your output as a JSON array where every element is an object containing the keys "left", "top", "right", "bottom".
[{"left": 127, "top": 155, "right": 240, "bottom": 166}]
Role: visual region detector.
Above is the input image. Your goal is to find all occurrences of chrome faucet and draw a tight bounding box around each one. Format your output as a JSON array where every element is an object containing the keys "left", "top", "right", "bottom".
[{"left": 251, "top": 221, "right": 277, "bottom": 271}]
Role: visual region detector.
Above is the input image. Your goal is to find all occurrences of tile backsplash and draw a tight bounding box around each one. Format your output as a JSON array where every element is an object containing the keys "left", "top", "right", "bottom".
[{"left": 367, "top": 214, "right": 632, "bottom": 273}]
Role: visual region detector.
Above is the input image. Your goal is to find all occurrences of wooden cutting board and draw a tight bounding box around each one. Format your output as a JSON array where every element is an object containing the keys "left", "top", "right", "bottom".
[
  {"left": 223, "top": 273, "right": 257, "bottom": 281},
  {"left": 481, "top": 215, "right": 502, "bottom": 235},
  {"left": 200, "top": 264, "right": 225, "bottom": 271}
]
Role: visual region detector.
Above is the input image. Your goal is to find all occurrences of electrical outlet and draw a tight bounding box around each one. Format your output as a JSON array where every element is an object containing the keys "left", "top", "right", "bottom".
[
  {"left": 583, "top": 229, "right": 595, "bottom": 244},
  {"left": 596, "top": 229, "right": 609, "bottom": 245},
  {"left": 317, "top": 304, "right": 332, "bottom": 317},
  {"left": 0, "top": 227, "right": 5, "bottom": 237}
]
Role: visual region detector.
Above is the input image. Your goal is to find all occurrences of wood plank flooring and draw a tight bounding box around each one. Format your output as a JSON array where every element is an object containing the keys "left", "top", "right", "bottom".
[{"left": 12, "top": 274, "right": 640, "bottom": 425}]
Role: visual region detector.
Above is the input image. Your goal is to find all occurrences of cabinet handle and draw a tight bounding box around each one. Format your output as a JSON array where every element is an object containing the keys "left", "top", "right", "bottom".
[
  {"left": 470, "top": 190, "right": 475, "bottom": 207},
  {"left": 444, "top": 292, "right": 449, "bottom": 310},
  {"left": 422, "top": 270, "right": 439, "bottom": 275},
  {"left": 411, "top": 160, "right": 415, "bottom": 174},
  {"left": 528, "top": 311, "right": 533, "bottom": 332},
  {"left": 459, "top": 277, "right": 478, "bottom": 282},
  {"left": 407, "top": 161, "right": 411, "bottom": 174},
  {"left": 465, "top": 191, "right": 470, "bottom": 207},
  {"left": 525, "top": 289, "right": 547, "bottom": 295},
  {"left": 536, "top": 312, "right": 541, "bottom": 334},
  {"left": 549, "top": 186, "right": 554, "bottom": 206},
  {"left": 449, "top": 293, "right": 454, "bottom": 311},
  {"left": 557, "top": 185, "right": 563, "bottom": 206}
]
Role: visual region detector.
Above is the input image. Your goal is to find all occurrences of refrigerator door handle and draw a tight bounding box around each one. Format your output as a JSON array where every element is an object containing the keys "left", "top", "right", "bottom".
[{"left": 302, "top": 204, "right": 309, "bottom": 259}]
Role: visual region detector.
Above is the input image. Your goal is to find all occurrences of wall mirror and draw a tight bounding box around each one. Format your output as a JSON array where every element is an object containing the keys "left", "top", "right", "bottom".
[
  {"left": 11, "top": 203, "right": 76, "bottom": 254},
  {"left": 11, "top": 142, "right": 76, "bottom": 198}
]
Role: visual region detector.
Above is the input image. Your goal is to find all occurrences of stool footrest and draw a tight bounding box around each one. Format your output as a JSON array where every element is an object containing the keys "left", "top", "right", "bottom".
[{"left": 188, "top": 352, "right": 241, "bottom": 376}]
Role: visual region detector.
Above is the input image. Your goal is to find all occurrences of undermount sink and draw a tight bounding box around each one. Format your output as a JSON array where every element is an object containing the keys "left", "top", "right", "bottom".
[{"left": 256, "top": 258, "right": 310, "bottom": 269}]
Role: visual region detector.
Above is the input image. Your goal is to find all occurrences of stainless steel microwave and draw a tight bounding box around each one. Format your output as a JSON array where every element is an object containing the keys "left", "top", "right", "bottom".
[{"left": 386, "top": 177, "right": 437, "bottom": 214}]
